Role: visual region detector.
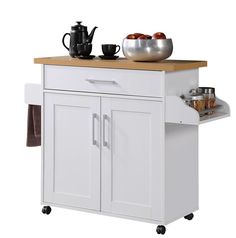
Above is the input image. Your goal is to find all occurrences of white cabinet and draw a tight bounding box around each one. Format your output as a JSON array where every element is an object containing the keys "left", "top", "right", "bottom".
[
  {"left": 43, "top": 92, "right": 164, "bottom": 219},
  {"left": 101, "top": 97, "right": 164, "bottom": 220},
  {"left": 25, "top": 60, "right": 229, "bottom": 233},
  {"left": 43, "top": 93, "right": 100, "bottom": 210}
]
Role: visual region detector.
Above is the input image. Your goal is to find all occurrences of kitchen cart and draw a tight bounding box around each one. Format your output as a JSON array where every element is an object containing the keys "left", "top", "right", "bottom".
[{"left": 25, "top": 56, "right": 230, "bottom": 235}]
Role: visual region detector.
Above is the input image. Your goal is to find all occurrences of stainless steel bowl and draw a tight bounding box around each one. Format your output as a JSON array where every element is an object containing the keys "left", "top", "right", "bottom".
[{"left": 122, "top": 38, "right": 173, "bottom": 62}]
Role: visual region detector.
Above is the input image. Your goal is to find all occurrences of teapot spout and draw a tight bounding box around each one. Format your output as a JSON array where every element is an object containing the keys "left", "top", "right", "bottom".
[{"left": 87, "top": 27, "right": 98, "bottom": 43}]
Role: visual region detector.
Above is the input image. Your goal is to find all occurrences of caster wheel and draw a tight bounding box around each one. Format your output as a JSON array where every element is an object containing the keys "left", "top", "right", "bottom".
[
  {"left": 184, "top": 213, "right": 194, "bottom": 220},
  {"left": 42, "top": 206, "right": 51, "bottom": 215},
  {"left": 156, "top": 225, "right": 166, "bottom": 235}
]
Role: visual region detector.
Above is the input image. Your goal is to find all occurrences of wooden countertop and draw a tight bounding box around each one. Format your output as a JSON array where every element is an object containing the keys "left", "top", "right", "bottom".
[{"left": 34, "top": 56, "right": 207, "bottom": 71}]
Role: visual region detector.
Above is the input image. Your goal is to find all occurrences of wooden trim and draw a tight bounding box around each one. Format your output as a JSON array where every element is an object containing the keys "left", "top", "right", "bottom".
[{"left": 34, "top": 56, "right": 207, "bottom": 71}]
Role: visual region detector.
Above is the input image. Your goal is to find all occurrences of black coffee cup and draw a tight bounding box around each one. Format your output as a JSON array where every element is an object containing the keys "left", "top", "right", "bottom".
[
  {"left": 77, "top": 43, "right": 92, "bottom": 56},
  {"left": 102, "top": 44, "right": 120, "bottom": 56}
]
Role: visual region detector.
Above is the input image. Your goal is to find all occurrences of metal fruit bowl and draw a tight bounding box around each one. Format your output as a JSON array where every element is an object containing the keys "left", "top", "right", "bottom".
[{"left": 122, "top": 38, "right": 173, "bottom": 62}]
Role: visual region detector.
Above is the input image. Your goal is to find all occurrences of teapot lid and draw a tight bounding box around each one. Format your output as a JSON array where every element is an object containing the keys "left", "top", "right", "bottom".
[{"left": 73, "top": 21, "right": 87, "bottom": 32}]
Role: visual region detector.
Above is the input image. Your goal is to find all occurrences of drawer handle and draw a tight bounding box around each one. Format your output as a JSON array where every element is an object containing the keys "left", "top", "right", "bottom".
[{"left": 86, "top": 79, "right": 117, "bottom": 85}]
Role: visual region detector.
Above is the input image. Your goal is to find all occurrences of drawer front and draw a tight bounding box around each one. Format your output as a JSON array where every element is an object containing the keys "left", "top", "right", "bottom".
[{"left": 44, "top": 65, "right": 164, "bottom": 97}]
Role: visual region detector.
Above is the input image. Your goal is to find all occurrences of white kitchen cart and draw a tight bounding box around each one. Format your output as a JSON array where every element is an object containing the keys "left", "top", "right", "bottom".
[{"left": 25, "top": 57, "right": 230, "bottom": 235}]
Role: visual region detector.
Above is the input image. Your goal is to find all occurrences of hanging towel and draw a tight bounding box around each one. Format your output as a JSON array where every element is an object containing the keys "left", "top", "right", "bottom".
[{"left": 26, "top": 104, "right": 41, "bottom": 147}]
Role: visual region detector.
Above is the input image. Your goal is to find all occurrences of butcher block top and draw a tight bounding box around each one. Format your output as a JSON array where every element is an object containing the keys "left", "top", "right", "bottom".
[{"left": 34, "top": 56, "right": 207, "bottom": 71}]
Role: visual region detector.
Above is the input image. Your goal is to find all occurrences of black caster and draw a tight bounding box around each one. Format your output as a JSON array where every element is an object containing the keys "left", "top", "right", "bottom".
[
  {"left": 156, "top": 225, "right": 166, "bottom": 235},
  {"left": 184, "top": 213, "right": 194, "bottom": 220},
  {"left": 42, "top": 206, "right": 51, "bottom": 215}
]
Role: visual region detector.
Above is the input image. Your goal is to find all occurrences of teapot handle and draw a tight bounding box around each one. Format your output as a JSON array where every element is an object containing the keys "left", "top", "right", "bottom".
[{"left": 62, "top": 33, "right": 70, "bottom": 51}]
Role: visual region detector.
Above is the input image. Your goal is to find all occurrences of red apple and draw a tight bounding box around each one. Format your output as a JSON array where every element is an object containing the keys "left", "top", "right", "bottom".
[
  {"left": 138, "top": 34, "right": 148, "bottom": 39},
  {"left": 126, "top": 34, "right": 137, "bottom": 39},
  {"left": 152, "top": 32, "right": 166, "bottom": 39},
  {"left": 133, "top": 33, "right": 143, "bottom": 38},
  {"left": 145, "top": 34, "right": 152, "bottom": 39}
]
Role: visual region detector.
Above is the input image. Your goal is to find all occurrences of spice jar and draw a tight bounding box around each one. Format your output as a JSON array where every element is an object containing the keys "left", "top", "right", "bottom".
[
  {"left": 190, "top": 94, "right": 205, "bottom": 112},
  {"left": 198, "top": 87, "right": 216, "bottom": 115},
  {"left": 185, "top": 94, "right": 205, "bottom": 113}
]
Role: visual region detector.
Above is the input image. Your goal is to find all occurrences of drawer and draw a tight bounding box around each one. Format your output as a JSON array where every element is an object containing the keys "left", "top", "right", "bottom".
[{"left": 44, "top": 65, "right": 164, "bottom": 97}]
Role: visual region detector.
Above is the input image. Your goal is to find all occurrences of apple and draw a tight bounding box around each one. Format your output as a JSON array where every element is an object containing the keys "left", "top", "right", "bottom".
[
  {"left": 145, "top": 34, "right": 152, "bottom": 39},
  {"left": 126, "top": 34, "right": 137, "bottom": 39},
  {"left": 138, "top": 34, "right": 148, "bottom": 39},
  {"left": 134, "top": 33, "right": 143, "bottom": 38},
  {"left": 152, "top": 32, "right": 166, "bottom": 39}
]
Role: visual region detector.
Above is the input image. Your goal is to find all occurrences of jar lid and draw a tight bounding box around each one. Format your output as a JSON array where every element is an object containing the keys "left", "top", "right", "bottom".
[
  {"left": 198, "top": 87, "right": 215, "bottom": 94},
  {"left": 189, "top": 89, "right": 198, "bottom": 94},
  {"left": 191, "top": 95, "right": 204, "bottom": 100},
  {"left": 185, "top": 93, "right": 204, "bottom": 100}
]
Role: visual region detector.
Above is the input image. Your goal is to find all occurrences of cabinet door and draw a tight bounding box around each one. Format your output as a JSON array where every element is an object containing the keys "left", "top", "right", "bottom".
[
  {"left": 43, "top": 93, "right": 100, "bottom": 210},
  {"left": 101, "top": 98, "right": 164, "bottom": 220}
]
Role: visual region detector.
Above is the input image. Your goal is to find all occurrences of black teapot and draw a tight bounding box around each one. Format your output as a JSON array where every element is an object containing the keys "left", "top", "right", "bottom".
[{"left": 62, "top": 21, "right": 97, "bottom": 57}]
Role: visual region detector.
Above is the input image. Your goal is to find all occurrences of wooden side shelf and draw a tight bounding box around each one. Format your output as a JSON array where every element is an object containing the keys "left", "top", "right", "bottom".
[{"left": 166, "top": 96, "right": 230, "bottom": 125}]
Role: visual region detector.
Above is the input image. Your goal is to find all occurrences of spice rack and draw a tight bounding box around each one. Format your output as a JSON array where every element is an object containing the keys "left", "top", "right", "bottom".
[
  {"left": 166, "top": 96, "right": 230, "bottom": 125},
  {"left": 198, "top": 105, "right": 222, "bottom": 117}
]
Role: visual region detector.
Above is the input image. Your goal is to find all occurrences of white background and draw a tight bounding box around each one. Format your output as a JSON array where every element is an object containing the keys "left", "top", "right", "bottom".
[{"left": 0, "top": 0, "right": 235, "bottom": 237}]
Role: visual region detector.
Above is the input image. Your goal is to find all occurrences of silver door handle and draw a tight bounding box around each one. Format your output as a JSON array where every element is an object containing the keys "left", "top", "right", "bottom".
[
  {"left": 86, "top": 79, "right": 117, "bottom": 85},
  {"left": 92, "top": 113, "right": 98, "bottom": 146},
  {"left": 103, "top": 114, "right": 108, "bottom": 147}
]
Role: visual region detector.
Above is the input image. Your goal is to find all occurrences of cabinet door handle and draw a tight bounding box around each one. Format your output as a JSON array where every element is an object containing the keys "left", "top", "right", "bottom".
[
  {"left": 103, "top": 114, "right": 108, "bottom": 147},
  {"left": 86, "top": 79, "right": 117, "bottom": 85},
  {"left": 92, "top": 113, "right": 98, "bottom": 146}
]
